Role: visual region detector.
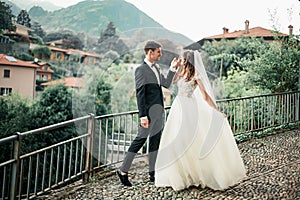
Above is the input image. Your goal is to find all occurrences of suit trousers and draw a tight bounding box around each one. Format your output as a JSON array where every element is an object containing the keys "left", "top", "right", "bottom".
[{"left": 120, "top": 106, "right": 164, "bottom": 174}]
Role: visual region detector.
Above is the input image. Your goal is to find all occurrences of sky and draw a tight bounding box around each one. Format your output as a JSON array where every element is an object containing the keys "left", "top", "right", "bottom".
[{"left": 37, "top": 0, "right": 300, "bottom": 41}]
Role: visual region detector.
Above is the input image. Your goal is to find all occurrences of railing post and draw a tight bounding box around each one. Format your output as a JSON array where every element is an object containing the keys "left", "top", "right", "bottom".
[
  {"left": 250, "top": 98, "right": 254, "bottom": 131},
  {"left": 296, "top": 91, "right": 299, "bottom": 121},
  {"left": 83, "top": 113, "right": 95, "bottom": 183},
  {"left": 10, "top": 132, "right": 21, "bottom": 200}
]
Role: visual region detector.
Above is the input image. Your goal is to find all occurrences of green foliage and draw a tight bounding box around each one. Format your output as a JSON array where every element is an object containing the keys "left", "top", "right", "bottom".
[
  {"left": 48, "top": 64, "right": 69, "bottom": 79},
  {"left": 33, "top": 84, "right": 73, "bottom": 126},
  {"left": 30, "top": 21, "right": 46, "bottom": 39},
  {"left": 32, "top": 45, "right": 51, "bottom": 59},
  {"left": 43, "top": 30, "right": 84, "bottom": 50},
  {"left": 28, "top": 6, "right": 48, "bottom": 18},
  {"left": 110, "top": 64, "right": 136, "bottom": 113},
  {"left": 222, "top": 68, "right": 270, "bottom": 98},
  {"left": 202, "top": 37, "right": 267, "bottom": 77},
  {"left": 0, "top": 94, "right": 33, "bottom": 162},
  {"left": 0, "top": 1, "right": 16, "bottom": 32},
  {"left": 247, "top": 36, "right": 300, "bottom": 93},
  {"left": 99, "top": 21, "right": 116, "bottom": 43},
  {"left": 16, "top": 9, "right": 31, "bottom": 28},
  {"left": 103, "top": 50, "right": 120, "bottom": 64},
  {"left": 28, "top": 83, "right": 77, "bottom": 151},
  {"left": 71, "top": 65, "right": 112, "bottom": 117},
  {"left": 95, "top": 79, "right": 112, "bottom": 116},
  {"left": 0, "top": 94, "right": 32, "bottom": 137},
  {"left": 14, "top": 52, "right": 34, "bottom": 61},
  {"left": 204, "top": 35, "right": 299, "bottom": 98}
]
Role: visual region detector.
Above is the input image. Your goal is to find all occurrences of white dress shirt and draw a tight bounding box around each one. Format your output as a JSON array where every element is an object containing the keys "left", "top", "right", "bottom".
[{"left": 144, "top": 58, "right": 160, "bottom": 85}]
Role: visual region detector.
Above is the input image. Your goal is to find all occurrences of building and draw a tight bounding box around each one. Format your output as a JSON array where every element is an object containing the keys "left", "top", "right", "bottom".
[
  {"left": 0, "top": 54, "right": 39, "bottom": 98},
  {"left": 32, "top": 61, "right": 54, "bottom": 81},
  {"left": 31, "top": 45, "right": 103, "bottom": 65},
  {"left": 185, "top": 20, "right": 291, "bottom": 50},
  {"left": 41, "top": 77, "right": 84, "bottom": 91}
]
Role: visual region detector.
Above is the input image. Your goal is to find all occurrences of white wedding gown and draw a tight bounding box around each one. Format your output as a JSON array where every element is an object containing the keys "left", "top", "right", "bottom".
[{"left": 155, "top": 78, "right": 246, "bottom": 191}]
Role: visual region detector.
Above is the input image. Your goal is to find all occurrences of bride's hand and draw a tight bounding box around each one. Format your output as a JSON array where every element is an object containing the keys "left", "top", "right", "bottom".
[
  {"left": 170, "top": 57, "right": 179, "bottom": 69},
  {"left": 222, "top": 112, "right": 227, "bottom": 118},
  {"left": 216, "top": 109, "right": 227, "bottom": 118},
  {"left": 177, "top": 56, "right": 184, "bottom": 67},
  {"left": 170, "top": 57, "right": 184, "bottom": 69}
]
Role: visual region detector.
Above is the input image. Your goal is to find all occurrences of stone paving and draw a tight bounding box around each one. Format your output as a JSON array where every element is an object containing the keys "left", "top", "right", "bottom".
[{"left": 43, "top": 129, "right": 300, "bottom": 200}]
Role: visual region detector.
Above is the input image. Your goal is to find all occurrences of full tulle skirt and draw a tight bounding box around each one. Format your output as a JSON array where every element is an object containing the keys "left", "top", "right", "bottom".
[{"left": 155, "top": 94, "right": 246, "bottom": 191}]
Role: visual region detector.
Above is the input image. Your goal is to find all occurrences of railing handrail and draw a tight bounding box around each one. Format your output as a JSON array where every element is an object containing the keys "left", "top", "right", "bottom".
[
  {"left": 19, "top": 115, "right": 91, "bottom": 137},
  {"left": 0, "top": 134, "right": 18, "bottom": 145},
  {"left": 216, "top": 90, "right": 300, "bottom": 102}
]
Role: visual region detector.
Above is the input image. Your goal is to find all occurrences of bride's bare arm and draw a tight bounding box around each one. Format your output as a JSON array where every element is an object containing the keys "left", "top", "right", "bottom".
[
  {"left": 196, "top": 79, "right": 227, "bottom": 117},
  {"left": 173, "top": 65, "right": 183, "bottom": 84},
  {"left": 195, "top": 79, "right": 218, "bottom": 110}
]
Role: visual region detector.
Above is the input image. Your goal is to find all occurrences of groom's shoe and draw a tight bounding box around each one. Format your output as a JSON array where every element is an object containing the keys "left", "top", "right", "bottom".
[
  {"left": 116, "top": 170, "right": 132, "bottom": 187},
  {"left": 149, "top": 171, "right": 155, "bottom": 182},
  {"left": 149, "top": 175, "right": 155, "bottom": 182}
]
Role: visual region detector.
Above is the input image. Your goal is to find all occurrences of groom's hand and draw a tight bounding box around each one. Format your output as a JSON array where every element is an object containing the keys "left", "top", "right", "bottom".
[{"left": 141, "top": 117, "right": 149, "bottom": 128}]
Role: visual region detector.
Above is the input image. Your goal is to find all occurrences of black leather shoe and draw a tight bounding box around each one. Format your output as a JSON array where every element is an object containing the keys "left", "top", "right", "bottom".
[
  {"left": 149, "top": 175, "right": 155, "bottom": 182},
  {"left": 149, "top": 171, "right": 155, "bottom": 182},
  {"left": 116, "top": 170, "right": 132, "bottom": 187}
]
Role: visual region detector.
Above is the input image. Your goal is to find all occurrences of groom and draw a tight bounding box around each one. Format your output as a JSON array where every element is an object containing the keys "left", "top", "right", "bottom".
[{"left": 117, "top": 40, "right": 178, "bottom": 186}]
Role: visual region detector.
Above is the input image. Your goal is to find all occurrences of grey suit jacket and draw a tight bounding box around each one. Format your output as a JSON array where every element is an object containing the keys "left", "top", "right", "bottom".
[{"left": 135, "top": 62, "right": 175, "bottom": 118}]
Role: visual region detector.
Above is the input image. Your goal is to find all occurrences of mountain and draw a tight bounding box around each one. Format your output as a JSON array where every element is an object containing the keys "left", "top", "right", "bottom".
[
  {"left": 26, "top": 0, "right": 193, "bottom": 46},
  {"left": 2, "top": 0, "right": 21, "bottom": 15},
  {"left": 8, "top": 0, "right": 61, "bottom": 12}
]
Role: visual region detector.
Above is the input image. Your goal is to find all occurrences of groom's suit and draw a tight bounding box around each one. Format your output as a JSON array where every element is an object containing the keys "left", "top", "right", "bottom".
[{"left": 120, "top": 61, "right": 176, "bottom": 176}]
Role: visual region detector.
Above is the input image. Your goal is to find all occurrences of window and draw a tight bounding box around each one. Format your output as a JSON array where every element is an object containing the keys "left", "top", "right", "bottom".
[
  {"left": 56, "top": 53, "right": 62, "bottom": 59},
  {"left": 89, "top": 57, "right": 94, "bottom": 64},
  {"left": 0, "top": 88, "right": 12, "bottom": 96},
  {"left": 4, "top": 69, "right": 10, "bottom": 78},
  {"left": 42, "top": 74, "right": 47, "bottom": 80},
  {"left": 36, "top": 74, "right": 40, "bottom": 80}
]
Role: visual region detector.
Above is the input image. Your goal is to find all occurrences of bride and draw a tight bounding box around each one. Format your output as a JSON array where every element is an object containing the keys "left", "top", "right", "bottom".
[{"left": 154, "top": 50, "right": 246, "bottom": 191}]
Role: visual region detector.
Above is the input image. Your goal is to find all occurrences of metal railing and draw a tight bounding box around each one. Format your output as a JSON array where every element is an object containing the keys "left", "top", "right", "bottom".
[{"left": 0, "top": 91, "right": 299, "bottom": 199}]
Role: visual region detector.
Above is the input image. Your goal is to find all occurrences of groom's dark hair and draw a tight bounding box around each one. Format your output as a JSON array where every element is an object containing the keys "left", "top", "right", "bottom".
[{"left": 144, "top": 40, "right": 162, "bottom": 53}]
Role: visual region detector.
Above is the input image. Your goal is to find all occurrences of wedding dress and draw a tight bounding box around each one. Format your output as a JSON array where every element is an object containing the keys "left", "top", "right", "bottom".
[{"left": 155, "top": 76, "right": 247, "bottom": 191}]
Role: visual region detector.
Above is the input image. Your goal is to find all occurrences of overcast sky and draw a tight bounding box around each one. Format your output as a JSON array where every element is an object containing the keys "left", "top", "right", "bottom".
[{"left": 37, "top": 0, "right": 300, "bottom": 41}]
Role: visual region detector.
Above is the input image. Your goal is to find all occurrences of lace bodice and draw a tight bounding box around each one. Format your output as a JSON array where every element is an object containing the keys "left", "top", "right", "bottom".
[{"left": 177, "top": 78, "right": 197, "bottom": 97}]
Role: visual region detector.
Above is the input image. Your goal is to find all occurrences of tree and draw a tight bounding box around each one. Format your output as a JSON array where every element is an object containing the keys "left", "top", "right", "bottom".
[
  {"left": 31, "top": 84, "right": 77, "bottom": 146},
  {"left": 96, "top": 22, "right": 129, "bottom": 56},
  {"left": 0, "top": 1, "right": 15, "bottom": 32},
  {"left": 247, "top": 36, "right": 300, "bottom": 93},
  {"left": 95, "top": 79, "right": 112, "bottom": 116},
  {"left": 32, "top": 45, "right": 51, "bottom": 59},
  {"left": 33, "top": 84, "right": 73, "bottom": 126},
  {"left": 31, "top": 21, "right": 46, "bottom": 38},
  {"left": 16, "top": 9, "right": 31, "bottom": 28},
  {"left": 99, "top": 22, "right": 116, "bottom": 43},
  {"left": 202, "top": 37, "right": 267, "bottom": 77},
  {"left": 0, "top": 94, "right": 33, "bottom": 162},
  {"left": 44, "top": 30, "right": 84, "bottom": 50}
]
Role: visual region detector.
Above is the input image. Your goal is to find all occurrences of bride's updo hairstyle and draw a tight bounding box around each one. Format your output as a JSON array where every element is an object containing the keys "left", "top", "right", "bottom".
[{"left": 182, "top": 50, "right": 196, "bottom": 82}]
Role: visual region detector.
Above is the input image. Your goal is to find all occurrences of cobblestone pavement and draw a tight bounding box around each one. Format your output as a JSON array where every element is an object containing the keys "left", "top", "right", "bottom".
[{"left": 44, "top": 129, "right": 300, "bottom": 200}]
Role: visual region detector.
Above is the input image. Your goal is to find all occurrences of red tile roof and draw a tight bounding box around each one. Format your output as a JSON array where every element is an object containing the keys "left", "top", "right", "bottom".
[
  {"left": 205, "top": 26, "right": 288, "bottom": 39},
  {"left": 36, "top": 68, "right": 54, "bottom": 73},
  {"left": 48, "top": 46, "right": 102, "bottom": 58},
  {"left": 41, "top": 77, "right": 84, "bottom": 88},
  {"left": 0, "top": 54, "right": 39, "bottom": 68}
]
